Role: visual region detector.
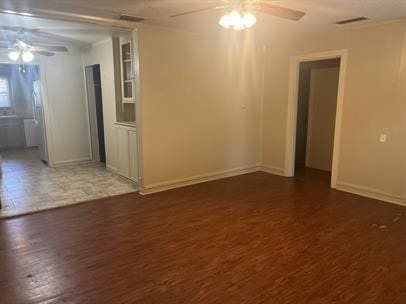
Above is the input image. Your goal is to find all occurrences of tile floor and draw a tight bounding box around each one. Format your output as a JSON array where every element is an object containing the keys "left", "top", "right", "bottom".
[{"left": 0, "top": 148, "right": 137, "bottom": 218}]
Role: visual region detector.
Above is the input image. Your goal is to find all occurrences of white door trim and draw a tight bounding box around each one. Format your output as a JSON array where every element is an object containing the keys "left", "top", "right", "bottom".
[
  {"left": 284, "top": 49, "right": 348, "bottom": 188},
  {"left": 37, "top": 59, "right": 55, "bottom": 167},
  {"left": 82, "top": 60, "right": 95, "bottom": 162},
  {"left": 132, "top": 29, "right": 144, "bottom": 190}
]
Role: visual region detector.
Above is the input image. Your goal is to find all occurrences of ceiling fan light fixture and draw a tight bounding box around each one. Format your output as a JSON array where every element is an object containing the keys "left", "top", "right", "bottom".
[
  {"left": 22, "top": 51, "right": 34, "bottom": 63},
  {"left": 219, "top": 10, "right": 257, "bottom": 31},
  {"left": 242, "top": 12, "right": 257, "bottom": 28},
  {"left": 8, "top": 50, "right": 20, "bottom": 61},
  {"left": 219, "top": 12, "right": 232, "bottom": 29}
]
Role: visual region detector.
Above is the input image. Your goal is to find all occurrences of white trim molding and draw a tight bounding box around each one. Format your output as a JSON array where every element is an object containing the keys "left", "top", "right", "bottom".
[
  {"left": 140, "top": 165, "right": 261, "bottom": 195},
  {"left": 285, "top": 49, "right": 348, "bottom": 189},
  {"left": 336, "top": 181, "right": 406, "bottom": 207},
  {"left": 132, "top": 30, "right": 144, "bottom": 193},
  {"left": 106, "top": 164, "right": 118, "bottom": 172},
  {"left": 81, "top": 55, "right": 94, "bottom": 163},
  {"left": 37, "top": 59, "right": 56, "bottom": 167},
  {"left": 260, "top": 165, "right": 286, "bottom": 177},
  {"left": 53, "top": 157, "right": 92, "bottom": 167}
]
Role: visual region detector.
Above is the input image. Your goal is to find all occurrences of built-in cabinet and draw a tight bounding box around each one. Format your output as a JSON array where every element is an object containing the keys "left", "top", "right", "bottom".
[
  {"left": 113, "top": 34, "right": 138, "bottom": 183},
  {"left": 115, "top": 123, "right": 138, "bottom": 183},
  {"left": 128, "top": 129, "right": 138, "bottom": 182},
  {"left": 120, "top": 36, "right": 136, "bottom": 104}
]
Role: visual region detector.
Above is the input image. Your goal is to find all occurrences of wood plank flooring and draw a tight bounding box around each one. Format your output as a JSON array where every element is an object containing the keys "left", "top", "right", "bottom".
[{"left": 0, "top": 171, "right": 405, "bottom": 303}]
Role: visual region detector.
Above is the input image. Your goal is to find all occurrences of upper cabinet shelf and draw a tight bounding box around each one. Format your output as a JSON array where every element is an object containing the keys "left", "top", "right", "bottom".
[{"left": 120, "top": 36, "right": 136, "bottom": 103}]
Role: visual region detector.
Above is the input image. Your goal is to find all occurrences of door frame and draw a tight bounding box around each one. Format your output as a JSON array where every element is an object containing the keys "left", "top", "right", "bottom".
[
  {"left": 284, "top": 49, "right": 348, "bottom": 188},
  {"left": 37, "top": 59, "right": 56, "bottom": 166},
  {"left": 132, "top": 29, "right": 144, "bottom": 191}
]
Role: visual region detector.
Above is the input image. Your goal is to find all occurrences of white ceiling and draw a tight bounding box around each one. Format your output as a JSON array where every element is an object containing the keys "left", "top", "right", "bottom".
[
  {"left": 0, "top": 12, "right": 130, "bottom": 47},
  {"left": 1, "top": 0, "right": 406, "bottom": 41},
  {"left": 23, "top": 0, "right": 406, "bottom": 20}
]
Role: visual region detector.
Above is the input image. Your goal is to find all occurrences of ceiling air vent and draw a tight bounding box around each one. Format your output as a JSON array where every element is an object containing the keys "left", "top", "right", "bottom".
[
  {"left": 119, "top": 14, "right": 145, "bottom": 22},
  {"left": 335, "top": 17, "right": 369, "bottom": 25}
]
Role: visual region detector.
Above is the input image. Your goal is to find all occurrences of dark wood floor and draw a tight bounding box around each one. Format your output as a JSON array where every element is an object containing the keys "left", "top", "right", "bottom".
[{"left": 1, "top": 171, "right": 405, "bottom": 303}]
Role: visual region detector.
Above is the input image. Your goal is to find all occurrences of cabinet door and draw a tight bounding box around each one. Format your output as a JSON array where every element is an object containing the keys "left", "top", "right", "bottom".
[
  {"left": 116, "top": 127, "right": 130, "bottom": 178},
  {"left": 120, "top": 36, "right": 135, "bottom": 103},
  {"left": 128, "top": 129, "right": 138, "bottom": 182}
]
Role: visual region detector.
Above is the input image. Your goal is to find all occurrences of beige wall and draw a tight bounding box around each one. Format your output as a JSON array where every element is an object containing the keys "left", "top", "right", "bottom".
[
  {"left": 306, "top": 67, "right": 339, "bottom": 171},
  {"left": 261, "top": 21, "right": 406, "bottom": 200},
  {"left": 137, "top": 27, "right": 263, "bottom": 188}
]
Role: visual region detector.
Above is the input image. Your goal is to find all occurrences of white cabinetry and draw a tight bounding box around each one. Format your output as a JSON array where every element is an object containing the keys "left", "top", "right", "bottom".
[
  {"left": 128, "top": 129, "right": 138, "bottom": 182},
  {"left": 115, "top": 123, "right": 138, "bottom": 182}
]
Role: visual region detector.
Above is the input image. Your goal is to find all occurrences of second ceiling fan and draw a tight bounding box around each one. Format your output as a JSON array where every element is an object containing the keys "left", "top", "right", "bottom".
[{"left": 171, "top": 0, "right": 306, "bottom": 30}]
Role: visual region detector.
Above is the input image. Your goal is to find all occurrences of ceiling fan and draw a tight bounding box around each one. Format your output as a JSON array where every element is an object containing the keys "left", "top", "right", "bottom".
[
  {"left": 171, "top": 0, "right": 306, "bottom": 30},
  {"left": 0, "top": 26, "right": 68, "bottom": 63}
]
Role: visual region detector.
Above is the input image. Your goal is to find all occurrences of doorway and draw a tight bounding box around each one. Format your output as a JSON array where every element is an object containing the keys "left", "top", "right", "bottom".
[
  {"left": 85, "top": 64, "right": 106, "bottom": 163},
  {"left": 0, "top": 63, "right": 48, "bottom": 163},
  {"left": 294, "top": 59, "right": 340, "bottom": 181},
  {"left": 285, "top": 50, "right": 348, "bottom": 188}
]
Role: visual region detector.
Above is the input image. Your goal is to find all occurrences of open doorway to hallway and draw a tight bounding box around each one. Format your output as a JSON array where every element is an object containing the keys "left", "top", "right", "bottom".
[
  {"left": 0, "top": 13, "right": 140, "bottom": 217},
  {"left": 0, "top": 61, "right": 135, "bottom": 217},
  {"left": 85, "top": 64, "right": 106, "bottom": 164},
  {"left": 294, "top": 59, "right": 341, "bottom": 183}
]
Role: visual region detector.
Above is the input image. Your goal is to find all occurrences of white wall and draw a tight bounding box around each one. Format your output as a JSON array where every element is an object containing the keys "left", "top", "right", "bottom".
[
  {"left": 41, "top": 49, "right": 90, "bottom": 165},
  {"left": 82, "top": 38, "right": 118, "bottom": 170}
]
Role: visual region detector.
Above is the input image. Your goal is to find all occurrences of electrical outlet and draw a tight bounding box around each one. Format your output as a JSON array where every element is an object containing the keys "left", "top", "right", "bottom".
[{"left": 380, "top": 134, "right": 387, "bottom": 143}]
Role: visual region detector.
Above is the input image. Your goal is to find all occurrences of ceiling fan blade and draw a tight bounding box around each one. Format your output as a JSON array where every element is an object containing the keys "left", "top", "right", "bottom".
[
  {"left": 31, "top": 45, "right": 68, "bottom": 52},
  {"left": 29, "top": 30, "right": 83, "bottom": 46},
  {"left": 254, "top": 2, "right": 306, "bottom": 21},
  {"left": 34, "top": 50, "right": 55, "bottom": 57},
  {"left": 15, "top": 38, "right": 30, "bottom": 48},
  {"left": 171, "top": 5, "right": 230, "bottom": 18}
]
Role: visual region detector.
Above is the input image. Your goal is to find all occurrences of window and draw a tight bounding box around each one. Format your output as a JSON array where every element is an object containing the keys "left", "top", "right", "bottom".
[{"left": 0, "top": 78, "right": 11, "bottom": 108}]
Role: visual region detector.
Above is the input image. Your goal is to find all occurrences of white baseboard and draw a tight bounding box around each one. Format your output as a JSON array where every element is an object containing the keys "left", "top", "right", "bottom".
[
  {"left": 138, "top": 162, "right": 406, "bottom": 208},
  {"left": 53, "top": 157, "right": 92, "bottom": 167},
  {"left": 106, "top": 164, "right": 118, "bottom": 173},
  {"left": 336, "top": 181, "right": 406, "bottom": 207},
  {"left": 140, "top": 165, "right": 261, "bottom": 195},
  {"left": 260, "top": 165, "right": 286, "bottom": 177}
]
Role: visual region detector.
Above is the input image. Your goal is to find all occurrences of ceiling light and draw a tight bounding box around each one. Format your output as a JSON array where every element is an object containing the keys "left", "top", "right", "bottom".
[
  {"left": 22, "top": 51, "right": 34, "bottom": 63},
  {"left": 219, "top": 10, "right": 257, "bottom": 31},
  {"left": 219, "top": 14, "right": 231, "bottom": 29},
  {"left": 242, "top": 12, "right": 257, "bottom": 28},
  {"left": 8, "top": 51, "right": 20, "bottom": 61}
]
